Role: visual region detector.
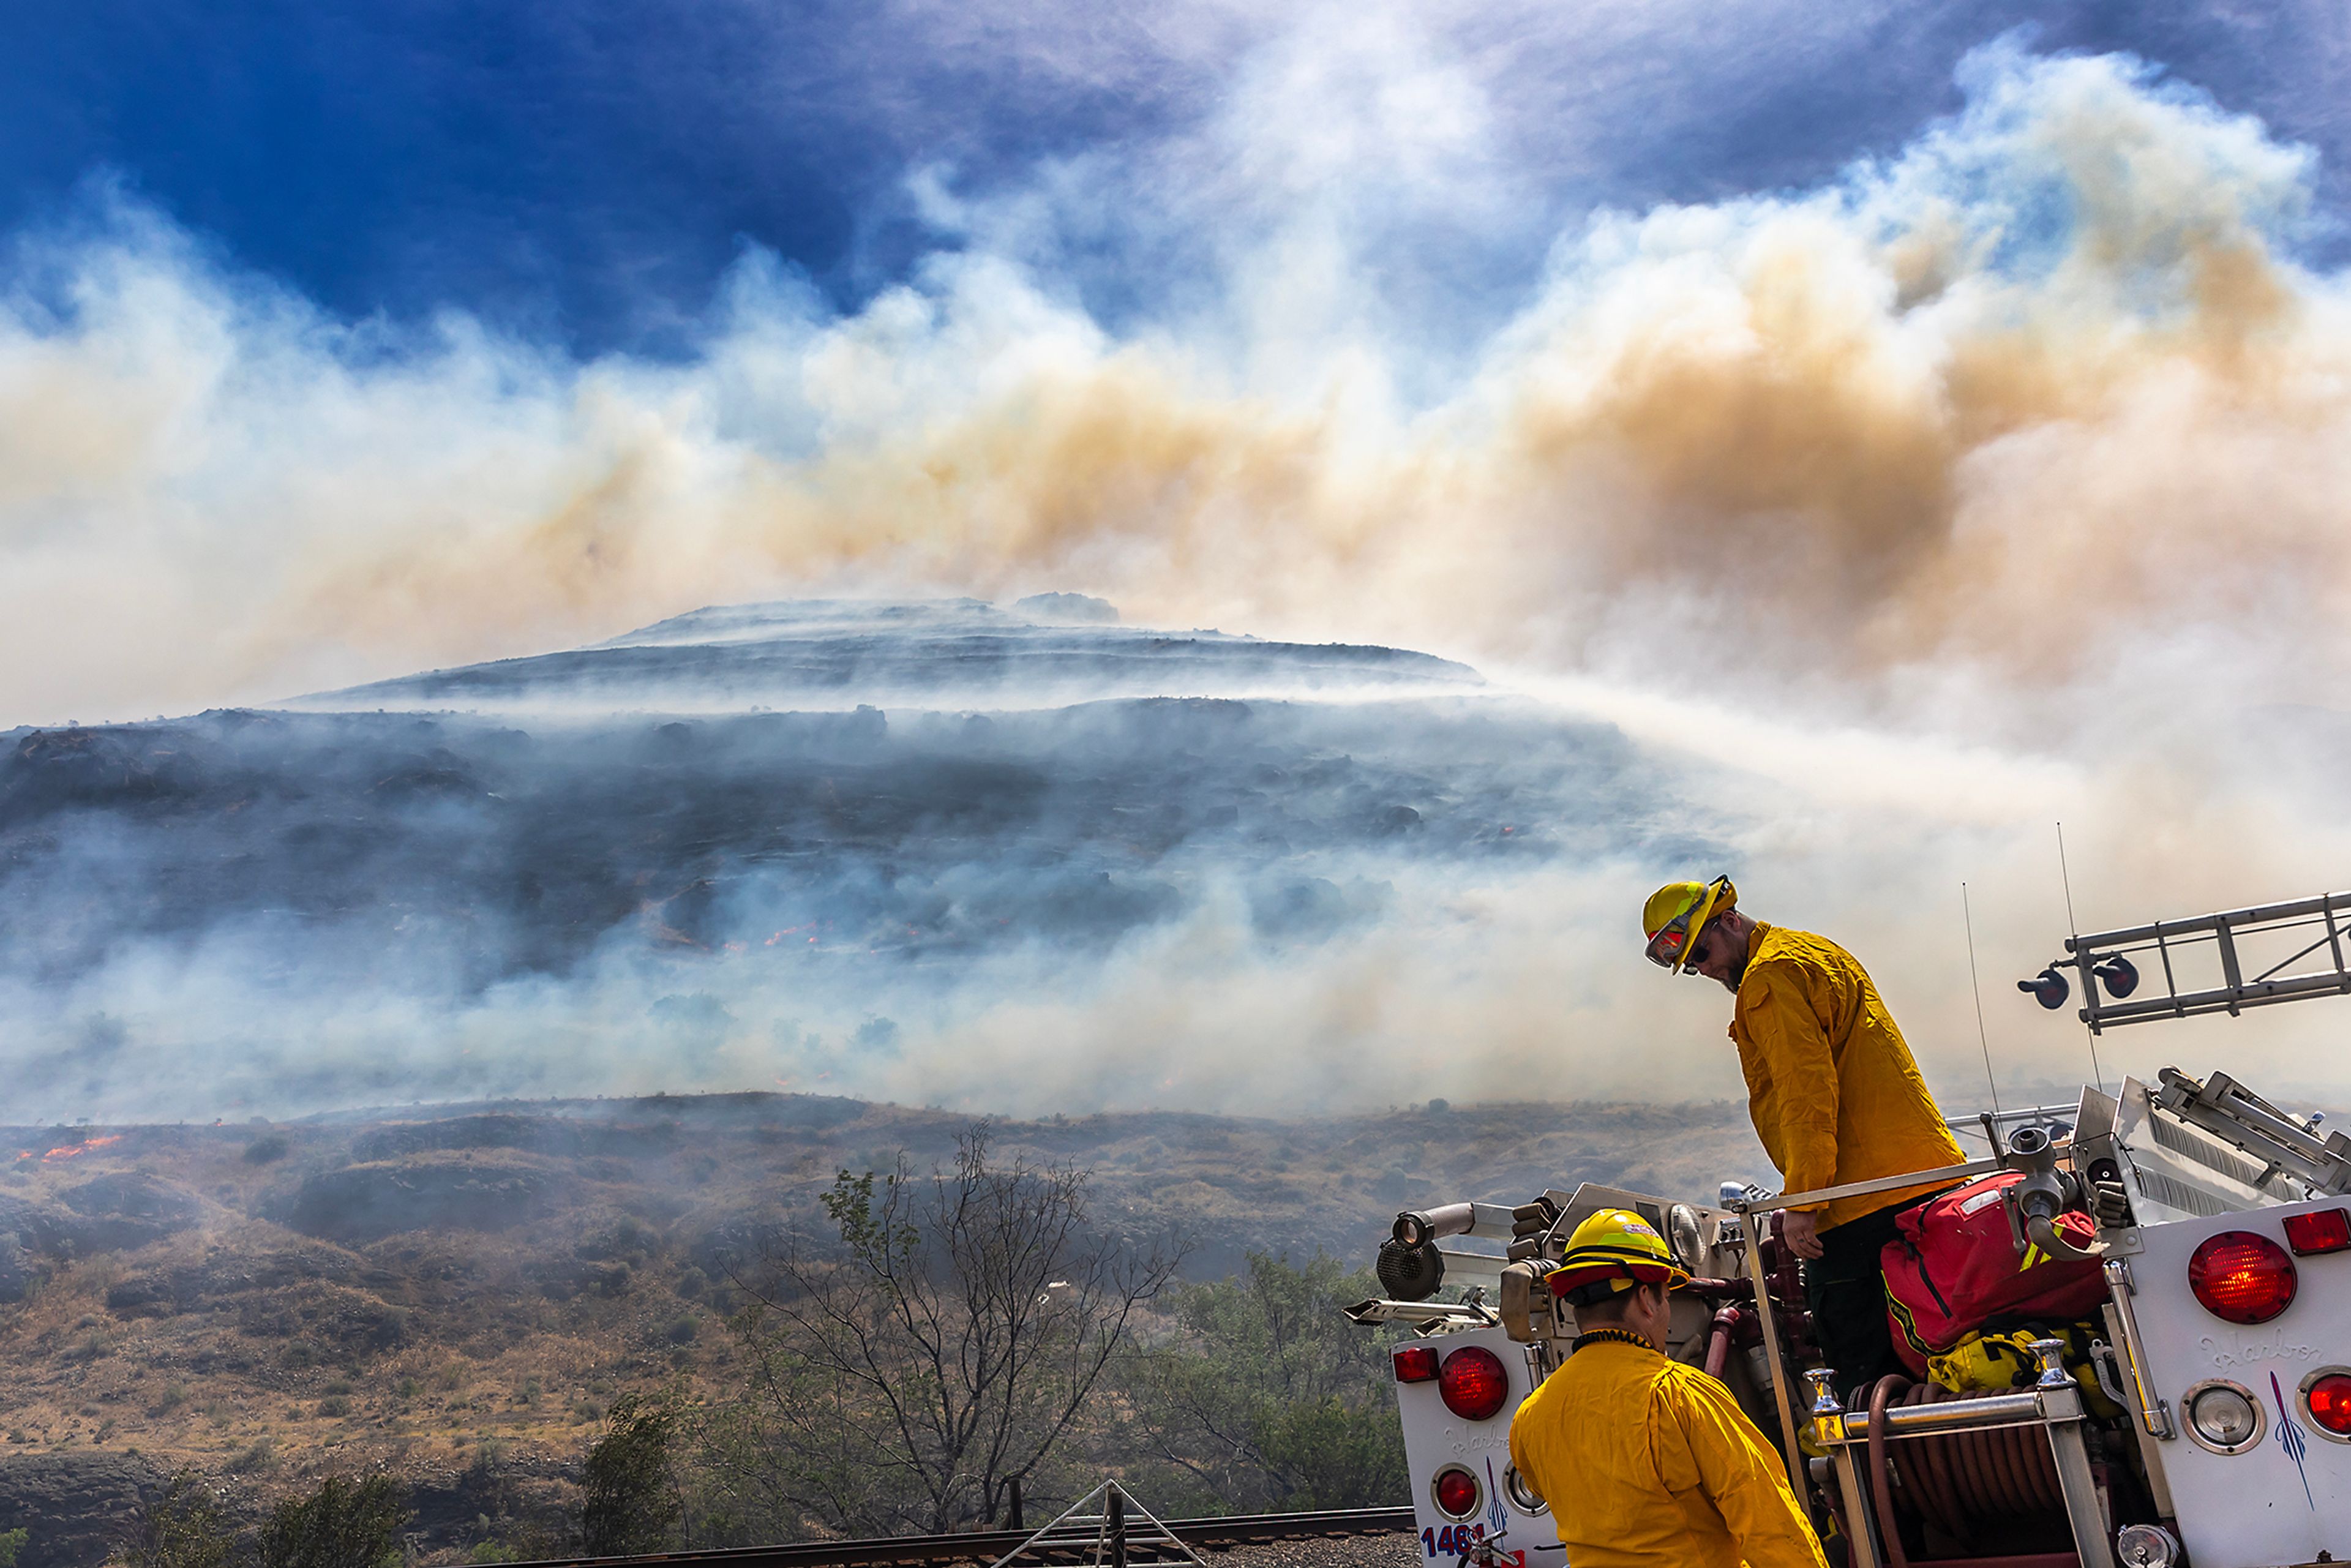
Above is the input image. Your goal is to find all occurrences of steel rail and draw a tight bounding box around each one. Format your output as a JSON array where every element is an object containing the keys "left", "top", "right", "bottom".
[
  {"left": 499, "top": 1506, "right": 1420, "bottom": 1567},
  {"left": 1738, "top": 1157, "right": 1998, "bottom": 1217}
]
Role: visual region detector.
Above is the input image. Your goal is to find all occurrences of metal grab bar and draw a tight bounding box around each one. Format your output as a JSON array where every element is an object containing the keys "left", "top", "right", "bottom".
[
  {"left": 1840, "top": 1389, "right": 2044, "bottom": 1438},
  {"left": 1741, "top": 1213, "right": 1810, "bottom": 1493},
  {"left": 1734, "top": 1157, "right": 1999, "bottom": 1216},
  {"left": 1806, "top": 1373, "right": 2071, "bottom": 1448},
  {"left": 2101, "top": 1256, "right": 2176, "bottom": 1440}
]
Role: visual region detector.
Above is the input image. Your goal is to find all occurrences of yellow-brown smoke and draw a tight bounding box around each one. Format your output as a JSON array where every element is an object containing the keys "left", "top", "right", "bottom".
[{"left": 2, "top": 48, "right": 2342, "bottom": 734}]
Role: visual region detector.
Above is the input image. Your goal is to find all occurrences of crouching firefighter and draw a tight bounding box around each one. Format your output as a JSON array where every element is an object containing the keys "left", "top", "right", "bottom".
[
  {"left": 1509, "top": 1210, "right": 1829, "bottom": 1568},
  {"left": 1643, "top": 876, "right": 1965, "bottom": 1400}
]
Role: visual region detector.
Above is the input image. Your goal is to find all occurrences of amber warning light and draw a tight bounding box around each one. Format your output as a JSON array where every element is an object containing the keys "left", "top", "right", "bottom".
[{"left": 2283, "top": 1207, "right": 2351, "bottom": 1256}]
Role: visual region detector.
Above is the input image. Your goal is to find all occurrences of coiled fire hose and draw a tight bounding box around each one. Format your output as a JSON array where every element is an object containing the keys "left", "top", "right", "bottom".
[{"left": 1858, "top": 1376, "right": 2067, "bottom": 1567}]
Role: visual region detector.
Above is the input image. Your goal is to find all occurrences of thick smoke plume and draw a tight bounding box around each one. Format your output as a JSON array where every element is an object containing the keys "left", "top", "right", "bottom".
[
  {"left": 4, "top": 40, "right": 2349, "bottom": 1123},
  {"left": 4, "top": 45, "right": 2341, "bottom": 721}
]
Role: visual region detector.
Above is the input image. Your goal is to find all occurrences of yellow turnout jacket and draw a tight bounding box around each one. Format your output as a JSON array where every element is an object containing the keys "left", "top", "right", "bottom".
[
  {"left": 1730, "top": 923, "right": 1966, "bottom": 1232},
  {"left": 1508, "top": 1337, "right": 1827, "bottom": 1568}
]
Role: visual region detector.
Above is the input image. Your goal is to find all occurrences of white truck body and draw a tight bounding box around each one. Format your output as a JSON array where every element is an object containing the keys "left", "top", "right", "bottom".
[
  {"left": 2124, "top": 1197, "right": 2351, "bottom": 1565},
  {"left": 1392, "top": 1322, "right": 1561, "bottom": 1568},
  {"left": 1359, "top": 887, "right": 2351, "bottom": 1567},
  {"left": 1374, "top": 1075, "right": 2351, "bottom": 1567}
]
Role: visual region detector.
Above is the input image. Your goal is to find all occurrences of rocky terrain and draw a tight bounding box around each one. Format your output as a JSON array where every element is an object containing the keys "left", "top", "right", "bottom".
[{"left": 0, "top": 1091, "right": 1766, "bottom": 1566}]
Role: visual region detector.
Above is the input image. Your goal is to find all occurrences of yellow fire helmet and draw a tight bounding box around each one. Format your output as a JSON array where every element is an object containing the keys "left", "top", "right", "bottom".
[
  {"left": 1548, "top": 1207, "right": 1693, "bottom": 1300},
  {"left": 1642, "top": 875, "right": 1736, "bottom": 975}
]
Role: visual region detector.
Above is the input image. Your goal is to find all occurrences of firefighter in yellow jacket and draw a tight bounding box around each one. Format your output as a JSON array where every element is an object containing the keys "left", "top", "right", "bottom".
[
  {"left": 1509, "top": 1210, "right": 1828, "bottom": 1568},
  {"left": 1643, "top": 875, "right": 1965, "bottom": 1397}
]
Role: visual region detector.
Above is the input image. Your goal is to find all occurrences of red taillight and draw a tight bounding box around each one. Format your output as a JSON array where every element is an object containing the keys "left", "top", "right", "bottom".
[
  {"left": 1394, "top": 1345, "right": 1440, "bottom": 1383},
  {"left": 2284, "top": 1208, "right": 2351, "bottom": 1256},
  {"left": 2189, "top": 1231, "right": 2299, "bottom": 1325},
  {"left": 2302, "top": 1371, "right": 2351, "bottom": 1437},
  {"left": 2306, "top": 1373, "right": 2351, "bottom": 1436},
  {"left": 1432, "top": 1465, "right": 1480, "bottom": 1519},
  {"left": 1438, "top": 1345, "right": 1510, "bottom": 1421}
]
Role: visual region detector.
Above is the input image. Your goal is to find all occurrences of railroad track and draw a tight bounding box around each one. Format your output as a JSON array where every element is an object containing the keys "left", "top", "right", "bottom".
[{"left": 509, "top": 1505, "right": 1419, "bottom": 1567}]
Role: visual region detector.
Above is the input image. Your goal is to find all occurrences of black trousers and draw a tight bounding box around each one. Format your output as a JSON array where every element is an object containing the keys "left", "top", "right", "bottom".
[{"left": 1804, "top": 1200, "right": 1911, "bottom": 1403}]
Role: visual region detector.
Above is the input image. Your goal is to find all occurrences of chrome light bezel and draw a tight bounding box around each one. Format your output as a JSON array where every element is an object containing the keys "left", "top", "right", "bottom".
[
  {"left": 1428, "top": 1465, "right": 1482, "bottom": 1521},
  {"left": 2297, "top": 1364, "right": 2351, "bottom": 1445},
  {"left": 2180, "top": 1377, "right": 2267, "bottom": 1455}
]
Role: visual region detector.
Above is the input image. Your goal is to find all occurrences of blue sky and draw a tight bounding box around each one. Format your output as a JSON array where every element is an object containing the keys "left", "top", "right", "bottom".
[{"left": 5, "top": 1, "right": 2343, "bottom": 353}]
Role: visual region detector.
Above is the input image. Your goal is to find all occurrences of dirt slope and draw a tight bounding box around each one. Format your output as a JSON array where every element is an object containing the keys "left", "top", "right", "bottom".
[{"left": 0, "top": 1092, "right": 1764, "bottom": 1564}]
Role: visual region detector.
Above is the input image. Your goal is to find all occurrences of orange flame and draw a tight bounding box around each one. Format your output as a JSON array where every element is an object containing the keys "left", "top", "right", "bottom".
[{"left": 43, "top": 1134, "right": 123, "bottom": 1161}]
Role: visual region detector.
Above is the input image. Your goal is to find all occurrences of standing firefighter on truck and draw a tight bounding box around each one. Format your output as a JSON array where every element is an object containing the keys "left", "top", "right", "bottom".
[
  {"left": 1509, "top": 1210, "right": 1829, "bottom": 1568},
  {"left": 1642, "top": 875, "right": 1965, "bottom": 1399}
]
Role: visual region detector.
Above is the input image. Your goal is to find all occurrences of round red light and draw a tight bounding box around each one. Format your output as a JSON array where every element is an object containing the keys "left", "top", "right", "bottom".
[
  {"left": 2188, "top": 1230, "right": 2299, "bottom": 1325},
  {"left": 2306, "top": 1373, "right": 2351, "bottom": 1436},
  {"left": 1438, "top": 1345, "right": 1510, "bottom": 1422},
  {"left": 1433, "top": 1466, "right": 1480, "bottom": 1519}
]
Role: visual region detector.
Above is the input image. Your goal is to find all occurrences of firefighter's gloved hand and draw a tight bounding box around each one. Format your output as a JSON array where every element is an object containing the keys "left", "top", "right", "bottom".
[
  {"left": 1511, "top": 1198, "right": 1562, "bottom": 1243},
  {"left": 2090, "top": 1179, "right": 2133, "bottom": 1230}
]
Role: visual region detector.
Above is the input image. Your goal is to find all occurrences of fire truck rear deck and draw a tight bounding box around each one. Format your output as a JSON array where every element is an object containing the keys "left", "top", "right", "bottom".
[{"left": 1348, "top": 889, "right": 2351, "bottom": 1568}]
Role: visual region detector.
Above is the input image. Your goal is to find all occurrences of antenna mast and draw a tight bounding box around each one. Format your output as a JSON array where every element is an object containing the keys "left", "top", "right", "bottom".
[
  {"left": 2055, "top": 823, "right": 2108, "bottom": 1093},
  {"left": 1962, "top": 883, "right": 2002, "bottom": 1118}
]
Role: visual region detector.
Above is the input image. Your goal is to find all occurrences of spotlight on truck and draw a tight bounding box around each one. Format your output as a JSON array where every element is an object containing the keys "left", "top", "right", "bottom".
[
  {"left": 2096, "top": 953, "right": 2140, "bottom": 998},
  {"left": 2017, "top": 965, "right": 2070, "bottom": 1008}
]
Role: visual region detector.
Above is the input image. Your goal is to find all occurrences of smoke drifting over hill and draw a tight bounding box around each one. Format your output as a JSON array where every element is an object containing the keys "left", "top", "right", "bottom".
[
  {"left": 0, "top": 599, "right": 1733, "bottom": 1120},
  {"left": 4, "top": 39, "right": 2350, "bottom": 1121}
]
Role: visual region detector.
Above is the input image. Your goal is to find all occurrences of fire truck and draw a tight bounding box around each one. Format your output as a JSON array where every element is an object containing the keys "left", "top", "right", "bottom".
[{"left": 1349, "top": 890, "right": 2351, "bottom": 1567}]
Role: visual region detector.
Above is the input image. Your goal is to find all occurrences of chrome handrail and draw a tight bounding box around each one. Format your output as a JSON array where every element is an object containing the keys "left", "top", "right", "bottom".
[
  {"left": 1735, "top": 1157, "right": 2000, "bottom": 1215},
  {"left": 2101, "top": 1256, "right": 2177, "bottom": 1440}
]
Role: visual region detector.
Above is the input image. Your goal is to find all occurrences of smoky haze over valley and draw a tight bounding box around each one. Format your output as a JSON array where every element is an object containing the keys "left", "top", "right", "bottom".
[{"left": 0, "top": 598, "right": 1722, "bottom": 1122}]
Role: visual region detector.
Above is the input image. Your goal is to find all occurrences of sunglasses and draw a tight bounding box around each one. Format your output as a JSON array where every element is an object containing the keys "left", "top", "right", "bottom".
[{"left": 1644, "top": 910, "right": 1714, "bottom": 971}]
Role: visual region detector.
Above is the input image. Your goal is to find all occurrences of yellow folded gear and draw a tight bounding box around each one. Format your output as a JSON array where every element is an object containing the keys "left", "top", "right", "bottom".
[
  {"left": 1926, "top": 1330, "right": 2039, "bottom": 1395},
  {"left": 1926, "top": 1324, "right": 2124, "bottom": 1419}
]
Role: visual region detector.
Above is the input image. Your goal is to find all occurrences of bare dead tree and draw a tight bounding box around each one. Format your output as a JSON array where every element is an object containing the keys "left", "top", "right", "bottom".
[{"left": 710, "top": 1123, "right": 1184, "bottom": 1538}]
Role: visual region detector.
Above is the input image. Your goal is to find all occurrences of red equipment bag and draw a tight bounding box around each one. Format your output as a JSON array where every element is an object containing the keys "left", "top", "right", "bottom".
[{"left": 1880, "top": 1171, "right": 2107, "bottom": 1376}]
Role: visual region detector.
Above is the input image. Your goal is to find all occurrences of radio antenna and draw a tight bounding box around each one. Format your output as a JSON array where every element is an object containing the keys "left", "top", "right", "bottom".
[
  {"left": 1962, "top": 882, "right": 2003, "bottom": 1119},
  {"left": 2056, "top": 821, "right": 2080, "bottom": 934},
  {"left": 2055, "top": 822, "right": 2108, "bottom": 1095}
]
